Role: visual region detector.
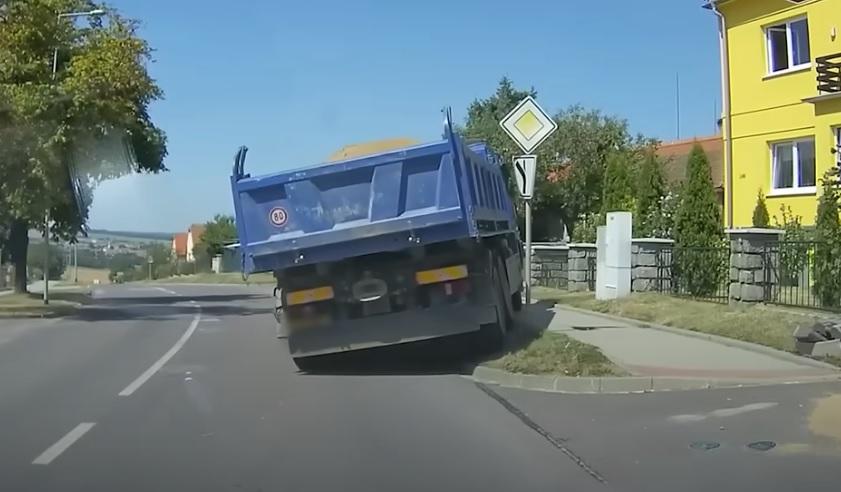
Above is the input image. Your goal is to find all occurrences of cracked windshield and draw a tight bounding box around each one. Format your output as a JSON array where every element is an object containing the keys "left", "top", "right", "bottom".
[{"left": 3, "top": 1, "right": 841, "bottom": 491}]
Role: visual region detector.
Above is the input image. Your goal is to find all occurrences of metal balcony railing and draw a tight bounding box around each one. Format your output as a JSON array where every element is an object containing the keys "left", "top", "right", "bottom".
[{"left": 816, "top": 52, "right": 841, "bottom": 94}]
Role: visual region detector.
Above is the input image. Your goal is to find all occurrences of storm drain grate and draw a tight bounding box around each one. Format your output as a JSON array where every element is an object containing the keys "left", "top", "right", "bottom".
[
  {"left": 747, "top": 441, "right": 776, "bottom": 451},
  {"left": 689, "top": 441, "right": 720, "bottom": 451}
]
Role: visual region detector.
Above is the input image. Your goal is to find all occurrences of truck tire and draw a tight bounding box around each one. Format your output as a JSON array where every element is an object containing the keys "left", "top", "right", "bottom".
[
  {"left": 479, "top": 261, "right": 508, "bottom": 352},
  {"left": 292, "top": 356, "right": 324, "bottom": 373},
  {"left": 511, "top": 290, "right": 523, "bottom": 312},
  {"left": 496, "top": 256, "right": 515, "bottom": 326}
]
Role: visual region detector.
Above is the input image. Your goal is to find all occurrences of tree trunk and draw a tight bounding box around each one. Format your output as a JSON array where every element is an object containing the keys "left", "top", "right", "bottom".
[{"left": 9, "top": 219, "right": 29, "bottom": 293}]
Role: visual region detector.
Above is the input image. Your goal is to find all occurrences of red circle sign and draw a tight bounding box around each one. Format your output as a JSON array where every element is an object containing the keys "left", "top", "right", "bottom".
[{"left": 269, "top": 207, "right": 288, "bottom": 227}]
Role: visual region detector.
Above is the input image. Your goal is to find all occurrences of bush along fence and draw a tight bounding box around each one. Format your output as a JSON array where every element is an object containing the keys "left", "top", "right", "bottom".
[{"left": 530, "top": 228, "right": 840, "bottom": 312}]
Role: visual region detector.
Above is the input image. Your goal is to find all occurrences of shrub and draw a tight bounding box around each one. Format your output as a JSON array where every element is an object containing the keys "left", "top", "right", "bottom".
[
  {"left": 636, "top": 151, "right": 667, "bottom": 237},
  {"left": 752, "top": 189, "right": 770, "bottom": 228},
  {"left": 27, "top": 243, "right": 66, "bottom": 281},
  {"left": 673, "top": 144, "right": 725, "bottom": 296},
  {"left": 773, "top": 205, "right": 810, "bottom": 287},
  {"left": 571, "top": 212, "right": 599, "bottom": 243},
  {"left": 813, "top": 168, "right": 841, "bottom": 308},
  {"left": 600, "top": 151, "right": 637, "bottom": 219},
  {"left": 643, "top": 189, "right": 680, "bottom": 239}
]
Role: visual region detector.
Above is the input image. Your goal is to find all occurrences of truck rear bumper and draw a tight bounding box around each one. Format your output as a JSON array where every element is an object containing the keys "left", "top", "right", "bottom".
[{"left": 287, "top": 303, "right": 496, "bottom": 358}]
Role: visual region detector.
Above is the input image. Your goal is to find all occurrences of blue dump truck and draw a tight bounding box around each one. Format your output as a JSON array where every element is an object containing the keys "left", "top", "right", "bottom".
[{"left": 229, "top": 109, "right": 524, "bottom": 370}]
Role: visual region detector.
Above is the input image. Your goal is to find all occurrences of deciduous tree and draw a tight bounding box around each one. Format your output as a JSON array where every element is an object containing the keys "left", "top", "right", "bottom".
[{"left": 0, "top": 0, "right": 167, "bottom": 292}]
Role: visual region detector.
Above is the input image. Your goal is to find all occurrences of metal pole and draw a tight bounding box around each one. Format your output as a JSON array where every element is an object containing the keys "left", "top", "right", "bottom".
[
  {"left": 43, "top": 213, "right": 49, "bottom": 305},
  {"left": 73, "top": 243, "right": 78, "bottom": 283},
  {"left": 524, "top": 198, "right": 532, "bottom": 306}
]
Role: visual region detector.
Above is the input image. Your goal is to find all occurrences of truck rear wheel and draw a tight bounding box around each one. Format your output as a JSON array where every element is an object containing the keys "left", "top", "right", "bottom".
[
  {"left": 511, "top": 290, "right": 523, "bottom": 312},
  {"left": 479, "top": 261, "right": 508, "bottom": 352},
  {"left": 495, "top": 256, "right": 515, "bottom": 327},
  {"left": 292, "top": 356, "right": 325, "bottom": 373}
]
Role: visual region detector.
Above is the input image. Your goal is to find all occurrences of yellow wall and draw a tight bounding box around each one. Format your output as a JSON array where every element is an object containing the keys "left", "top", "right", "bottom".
[{"left": 720, "top": 0, "right": 841, "bottom": 226}]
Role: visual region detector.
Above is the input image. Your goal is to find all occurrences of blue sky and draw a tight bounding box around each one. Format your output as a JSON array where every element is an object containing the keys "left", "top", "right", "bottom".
[{"left": 89, "top": 0, "right": 721, "bottom": 233}]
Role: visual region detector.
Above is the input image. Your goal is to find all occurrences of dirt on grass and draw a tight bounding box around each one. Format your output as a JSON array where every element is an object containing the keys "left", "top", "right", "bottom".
[
  {"left": 485, "top": 330, "right": 619, "bottom": 376},
  {"left": 533, "top": 287, "right": 822, "bottom": 354}
]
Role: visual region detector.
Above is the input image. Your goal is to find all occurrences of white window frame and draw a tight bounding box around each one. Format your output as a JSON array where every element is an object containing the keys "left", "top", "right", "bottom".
[
  {"left": 769, "top": 137, "right": 816, "bottom": 196},
  {"left": 765, "top": 16, "right": 811, "bottom": 76}
]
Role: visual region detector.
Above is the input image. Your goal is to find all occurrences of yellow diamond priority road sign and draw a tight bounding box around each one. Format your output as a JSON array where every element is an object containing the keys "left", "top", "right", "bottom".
[{"left": 499, "top": 96, "right": 557, "bottom": 154}]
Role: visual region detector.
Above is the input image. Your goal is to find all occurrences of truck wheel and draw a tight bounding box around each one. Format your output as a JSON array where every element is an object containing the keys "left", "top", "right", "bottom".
[
  {"left": 479, "top": 262, "right": 508, "bottom": 352},
  {"left": 511, "top": 290, "right": 523, "bottom": 312},
  {"left": 292, "top": 356, "right": 324, "bottom": 373},
  {"left": 496, "top": 256, "right": 515, "bottom": 326}
]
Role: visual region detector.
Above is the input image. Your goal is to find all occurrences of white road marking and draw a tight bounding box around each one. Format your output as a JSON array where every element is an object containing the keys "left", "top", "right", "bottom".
[
  {"left": 155, "top": 287, "right": 178, "bottom": 296},
  {"left": 669, "top": 402, "right": 779, "bottom": 423},
  {"left": 32, "top": 422, "right": 95, "bottom": 465},
  {"left": 118, "top": 310, "right": 201, "bottom": 397}
]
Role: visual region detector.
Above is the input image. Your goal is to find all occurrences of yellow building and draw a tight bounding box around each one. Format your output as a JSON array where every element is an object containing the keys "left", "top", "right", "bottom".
[{"left": 709, "top": 0, "right": 841, "bottom": 227}]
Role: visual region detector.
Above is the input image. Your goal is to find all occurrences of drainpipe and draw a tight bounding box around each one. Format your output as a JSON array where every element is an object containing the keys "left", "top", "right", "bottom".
[{"left": 707, "top": 1, "right": 734, "bottom": 228}]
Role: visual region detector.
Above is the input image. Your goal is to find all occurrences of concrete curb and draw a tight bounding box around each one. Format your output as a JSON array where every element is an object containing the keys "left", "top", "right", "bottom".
[
  {"left": 554, "top": 304, "right": 841, "bottom": 373},
  {"left": 470, "top": 365, "right": 841, "bottom": 395}
]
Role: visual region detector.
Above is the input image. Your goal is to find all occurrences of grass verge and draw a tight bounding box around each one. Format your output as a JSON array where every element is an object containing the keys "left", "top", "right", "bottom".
[
  {"left": 151, "top": 272, "right": 275, "bottom": 285},
  {"left": 533, "top": 286, "right": 823, "bottom": 355},
  {"left": 0, "top": 290, "right": 91, "bottom": 317},
  {"left": 485, "top": 330, "right": 619, "bottom": 376}
]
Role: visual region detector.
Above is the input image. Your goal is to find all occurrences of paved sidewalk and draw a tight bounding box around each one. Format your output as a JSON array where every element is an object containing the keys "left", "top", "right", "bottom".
[{"left": 540, "top": 305, "right": 836, "bottom": 380}]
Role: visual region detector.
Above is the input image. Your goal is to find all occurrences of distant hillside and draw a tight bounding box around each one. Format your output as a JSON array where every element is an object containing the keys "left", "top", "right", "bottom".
[{"left": 88, "top": 229, "right": 174, "bottom": 242}]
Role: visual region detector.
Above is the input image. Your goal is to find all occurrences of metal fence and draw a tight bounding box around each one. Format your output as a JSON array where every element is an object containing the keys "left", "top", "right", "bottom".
[
  {"left": 655, "top": 246, "right": 730, "bottom": 304},
  {"left": 762, "top": 241, "right": 841, "bottom": 312},
  {"left": 587, "top": 256, "right": 596, "bottom": 292}
]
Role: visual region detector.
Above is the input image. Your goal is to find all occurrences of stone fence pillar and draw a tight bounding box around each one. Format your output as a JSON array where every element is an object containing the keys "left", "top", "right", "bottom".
[
  {"left": 727, "top": 228, "right": 784, "bottom": 304},
  {"left": 567, "top": 243, "right": 597, "bottom": 292},
  {"left": 530, "top": 243, "right": 569, "bottom": 289},
  {"left": 631, "top": 238, "right": 674, "bottom": 293}
]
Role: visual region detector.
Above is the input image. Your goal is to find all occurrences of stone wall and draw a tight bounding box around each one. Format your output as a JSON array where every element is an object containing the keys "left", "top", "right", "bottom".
[
  {"left": 568, "top": 243, "right": 597, "bottom": 292},
  {"left": 530, "top": 244, "right": 568, "bottom": 289},
  {"left": 631, "top": 239, "right": 673, "bottom": 293},
  {"left": 727, "top": 229, "right": 783, "bottom": 304}
]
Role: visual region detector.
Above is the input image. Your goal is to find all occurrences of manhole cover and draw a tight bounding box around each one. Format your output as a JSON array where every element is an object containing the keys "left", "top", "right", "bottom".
[
  {"left": 747, "top": 441, "right": 776, "bottom": 451},
  {"left": 689, "top": 441, "right": 720, "bottom": 451}
]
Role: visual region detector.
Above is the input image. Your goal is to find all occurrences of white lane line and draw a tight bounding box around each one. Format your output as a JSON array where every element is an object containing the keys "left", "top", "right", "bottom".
[
  {"left": 118, "top": 310, "right": 201, "bottom": 397},
  {"left": 32, "top": 422, "right": 96, "bottom": 465},
  {"left": 155, "top": 287, "right": 178, "bottom": 296}
]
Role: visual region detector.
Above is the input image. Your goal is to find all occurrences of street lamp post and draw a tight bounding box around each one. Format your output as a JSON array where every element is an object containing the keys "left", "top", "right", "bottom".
[{"left": 44, "top": 8, "right": 105, "bottom": 305}]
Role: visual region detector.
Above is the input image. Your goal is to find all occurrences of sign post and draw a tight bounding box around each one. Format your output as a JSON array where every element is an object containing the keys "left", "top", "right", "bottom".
[{"left": 499, "top": 97, "right": 557, "bottom": 306}]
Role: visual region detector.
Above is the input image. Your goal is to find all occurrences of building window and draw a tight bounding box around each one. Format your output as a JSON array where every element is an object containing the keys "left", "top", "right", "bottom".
[
  {"left": 771, "top": 139, "right": 816, "bottom": 193},
  {"left": 766, "top": 18, "right": 810, "bottom": 74},
  {"left": 836, "top": 127, "right": 841, "bottom": 168}
]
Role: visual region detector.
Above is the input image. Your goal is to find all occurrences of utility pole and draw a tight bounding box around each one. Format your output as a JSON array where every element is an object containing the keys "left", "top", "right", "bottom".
[{"left": 675, "top": 72, "right": 681, "bottom": 140}]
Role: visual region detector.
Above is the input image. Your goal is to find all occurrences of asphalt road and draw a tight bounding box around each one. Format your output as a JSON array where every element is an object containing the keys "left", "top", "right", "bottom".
[{"left": 1, "top": 284, "right": 839, "bottom": 492}]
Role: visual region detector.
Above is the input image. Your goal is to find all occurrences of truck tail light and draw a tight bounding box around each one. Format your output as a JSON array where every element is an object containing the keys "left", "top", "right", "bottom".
[
  {"left": 286, "top": 286, "right": 334, "bottom": 306},
  {"left": 415, "top": 265, "right": 468, "bottom": 285}
]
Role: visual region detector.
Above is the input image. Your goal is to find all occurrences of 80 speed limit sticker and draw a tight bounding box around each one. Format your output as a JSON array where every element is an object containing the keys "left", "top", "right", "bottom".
[{"left": 269, "top": 207, "right": 288, "bottom": 227}]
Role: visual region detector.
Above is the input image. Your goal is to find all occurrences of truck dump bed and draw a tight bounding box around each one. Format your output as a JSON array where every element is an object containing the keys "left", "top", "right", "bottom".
[{"left": 230, "top": 110, "right": 516, "bottom": 274}]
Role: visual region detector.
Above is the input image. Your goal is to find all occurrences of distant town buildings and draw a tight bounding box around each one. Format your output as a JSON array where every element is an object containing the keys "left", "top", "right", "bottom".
[
  {"left": 171, "top": 232, "right": 187, "bottom": 261},
  {"left": 170, "top": 224, "right": 206, "bottom": 262}
]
